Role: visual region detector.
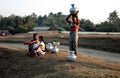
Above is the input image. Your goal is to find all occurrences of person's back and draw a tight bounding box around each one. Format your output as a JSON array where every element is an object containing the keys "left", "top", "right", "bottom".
[
  {"left": 39, "top": 36, "right": 46, "bottom": 51},
  {"left": 39, "top": 41, "right": 45, "bottom": 51}
]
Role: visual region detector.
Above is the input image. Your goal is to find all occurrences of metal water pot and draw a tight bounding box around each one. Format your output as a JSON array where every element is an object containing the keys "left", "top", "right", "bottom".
[
  {"left": 67, "top": 51, "right": 76, "bottom": 62},
  {"left": 46, "top": 43, "right": 53, "bottom": 52},
  {"left": 69, "top": 4, "right": 77, "bottom": 15},
  {"left": 52, "top": 47, "right": 59, "bottom": 53},
  {"left": 51, "top": 42, "right": 60, "bottom": 53}
]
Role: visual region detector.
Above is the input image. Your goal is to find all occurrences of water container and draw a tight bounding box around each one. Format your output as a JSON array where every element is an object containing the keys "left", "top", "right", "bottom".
[
  {"left": 52, "top": 47, "right": 59, "bottom": 53},
  {"left": 46, "top": 43, "right": 53, "bottom": 52},
  {"left": 52, "top": 42, "right": 60, "bottom": 53},
  {"left": 67, "top": 51, "right": 76, "bottom": 62},
  {"left": 69, "top": 4, "right": 77, "bottom": 15}
]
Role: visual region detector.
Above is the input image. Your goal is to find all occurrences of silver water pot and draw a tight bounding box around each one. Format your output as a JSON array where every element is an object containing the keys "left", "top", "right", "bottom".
[
  {"left": 52, "top": 47, "right": 59, "bottom": 53},
  {"left": 46, "top": 43, "right": 53, "bottom": 52},
  {"left": 69, "top": 4, "right": 77, "bottom": 15},
  {"left": 51, "top": 42, "right": 60, "bottom": 53},
  {"left": 67, "top": 51, "right": 76, "bottom": 62}
]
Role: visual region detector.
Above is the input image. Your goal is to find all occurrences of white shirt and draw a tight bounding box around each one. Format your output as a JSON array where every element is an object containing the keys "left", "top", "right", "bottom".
[
  {"left": 39, "top": 41, "right": 45, "bottom": 51},
  {"left": 32, "top": 41, "right": 45, "bottom": 51}
]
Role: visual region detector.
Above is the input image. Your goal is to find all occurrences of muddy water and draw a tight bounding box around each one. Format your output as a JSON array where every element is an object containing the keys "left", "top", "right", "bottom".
[{"left": 0, "top": 42, "right": 120, "bottom": 64}]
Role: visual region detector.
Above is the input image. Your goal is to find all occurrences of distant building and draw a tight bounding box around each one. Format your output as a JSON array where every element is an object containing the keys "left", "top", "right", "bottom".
[
  {"left": 32, "top": 26, "right": 66, "bottom": 31},
  {"left": 33, "top": 27, "right": 50, "bottom": 31}
]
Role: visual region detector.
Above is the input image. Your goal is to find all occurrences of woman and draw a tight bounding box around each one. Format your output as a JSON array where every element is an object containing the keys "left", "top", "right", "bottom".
[{"left": 66, "top": 10, "right": 80, "bottom": 56}]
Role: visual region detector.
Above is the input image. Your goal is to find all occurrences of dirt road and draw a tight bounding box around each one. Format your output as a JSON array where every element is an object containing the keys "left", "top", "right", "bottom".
[{"left": 0, "top": 42, "right": 120, "bottom": 64}]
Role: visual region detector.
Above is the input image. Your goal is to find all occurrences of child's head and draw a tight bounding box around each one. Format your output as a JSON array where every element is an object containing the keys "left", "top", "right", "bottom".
[
  {"left": 33, "top": 33, "right": 39, "bottom": 40},
  {"left": 39, "top": 36, "right": 44, "bottom": 42}
]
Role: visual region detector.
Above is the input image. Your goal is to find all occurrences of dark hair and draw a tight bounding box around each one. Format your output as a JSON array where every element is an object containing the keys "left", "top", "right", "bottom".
[
  {"left": 39, "top": 36, "right": 46, "bottom": 51},
  {"left": 33, "top": 33, "right": 38, "bottom": 40},
  {"left": 39, "top": 36, "right": 44, "bottom": 42}
]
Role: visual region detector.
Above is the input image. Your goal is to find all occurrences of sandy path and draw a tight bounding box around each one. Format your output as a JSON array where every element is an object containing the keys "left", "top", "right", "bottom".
[{"left": 0, "top": 42, "right": 120, "bottom": 64}]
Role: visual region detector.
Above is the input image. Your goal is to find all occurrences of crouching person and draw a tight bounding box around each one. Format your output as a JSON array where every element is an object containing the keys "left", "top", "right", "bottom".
[
  {"left": 24, "top": 33, "right": 46, "bottom": 57},
  {"left": 32, "top": 36, "right": 46, "bottom": 56}
]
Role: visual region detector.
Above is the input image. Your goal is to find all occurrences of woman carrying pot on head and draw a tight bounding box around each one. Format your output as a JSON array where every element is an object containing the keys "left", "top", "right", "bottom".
[{"left": 66, "top": 4, "right": 80, "bottom": 56}]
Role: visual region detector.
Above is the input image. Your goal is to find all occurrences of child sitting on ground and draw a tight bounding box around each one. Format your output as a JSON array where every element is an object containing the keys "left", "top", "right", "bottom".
[
  {"left": 24, "top": 33, "right": 46, "bottom": 56},
  {"left": 33, "top": 36, "right": 46, "bottom": 56}
]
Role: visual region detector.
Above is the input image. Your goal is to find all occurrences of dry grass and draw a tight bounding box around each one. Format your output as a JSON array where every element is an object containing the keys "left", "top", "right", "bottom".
[{"left": 0, "top": 46, "right": 120, "bottom": 78}]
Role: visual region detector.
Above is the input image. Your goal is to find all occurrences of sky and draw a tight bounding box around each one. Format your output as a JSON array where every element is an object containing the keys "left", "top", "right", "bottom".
[{"left": 0, "top": 0, "right": 120, "bottom": 24}]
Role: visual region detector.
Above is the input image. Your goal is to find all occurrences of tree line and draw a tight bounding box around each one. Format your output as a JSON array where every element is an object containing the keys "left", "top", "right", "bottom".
[{"left": 0, "top": 10, "right": 120, "bottom": 34}]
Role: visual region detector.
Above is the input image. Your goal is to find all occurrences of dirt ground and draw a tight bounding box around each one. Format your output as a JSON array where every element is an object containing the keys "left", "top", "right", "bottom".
[
  {"left": 0, "top": 31, "right": 120, "bottom": 53},
  {"left": 0, "top": 31, "right": 120, "bottom": 78},
  {"left": 0, "top": 46, "right": 120, "bottom": 78}
]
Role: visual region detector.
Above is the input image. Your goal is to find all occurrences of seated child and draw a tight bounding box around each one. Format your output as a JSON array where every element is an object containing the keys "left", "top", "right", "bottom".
[{"left": 24, "top": 33, "right": 45, "bottom": 56}]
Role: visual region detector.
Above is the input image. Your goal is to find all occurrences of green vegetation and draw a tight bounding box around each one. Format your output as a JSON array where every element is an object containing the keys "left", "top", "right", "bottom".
[
  {"left": 0, "top": 13, "right": 36, "bottom": 34},
  {"left": 0, "top": 10, "right": 120, "bottom": 33}
]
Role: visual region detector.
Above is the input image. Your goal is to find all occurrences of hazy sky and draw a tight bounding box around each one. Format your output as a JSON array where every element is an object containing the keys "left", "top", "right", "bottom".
[{"left": 0, "top": 0, "right": 120, "bottom": 24}]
